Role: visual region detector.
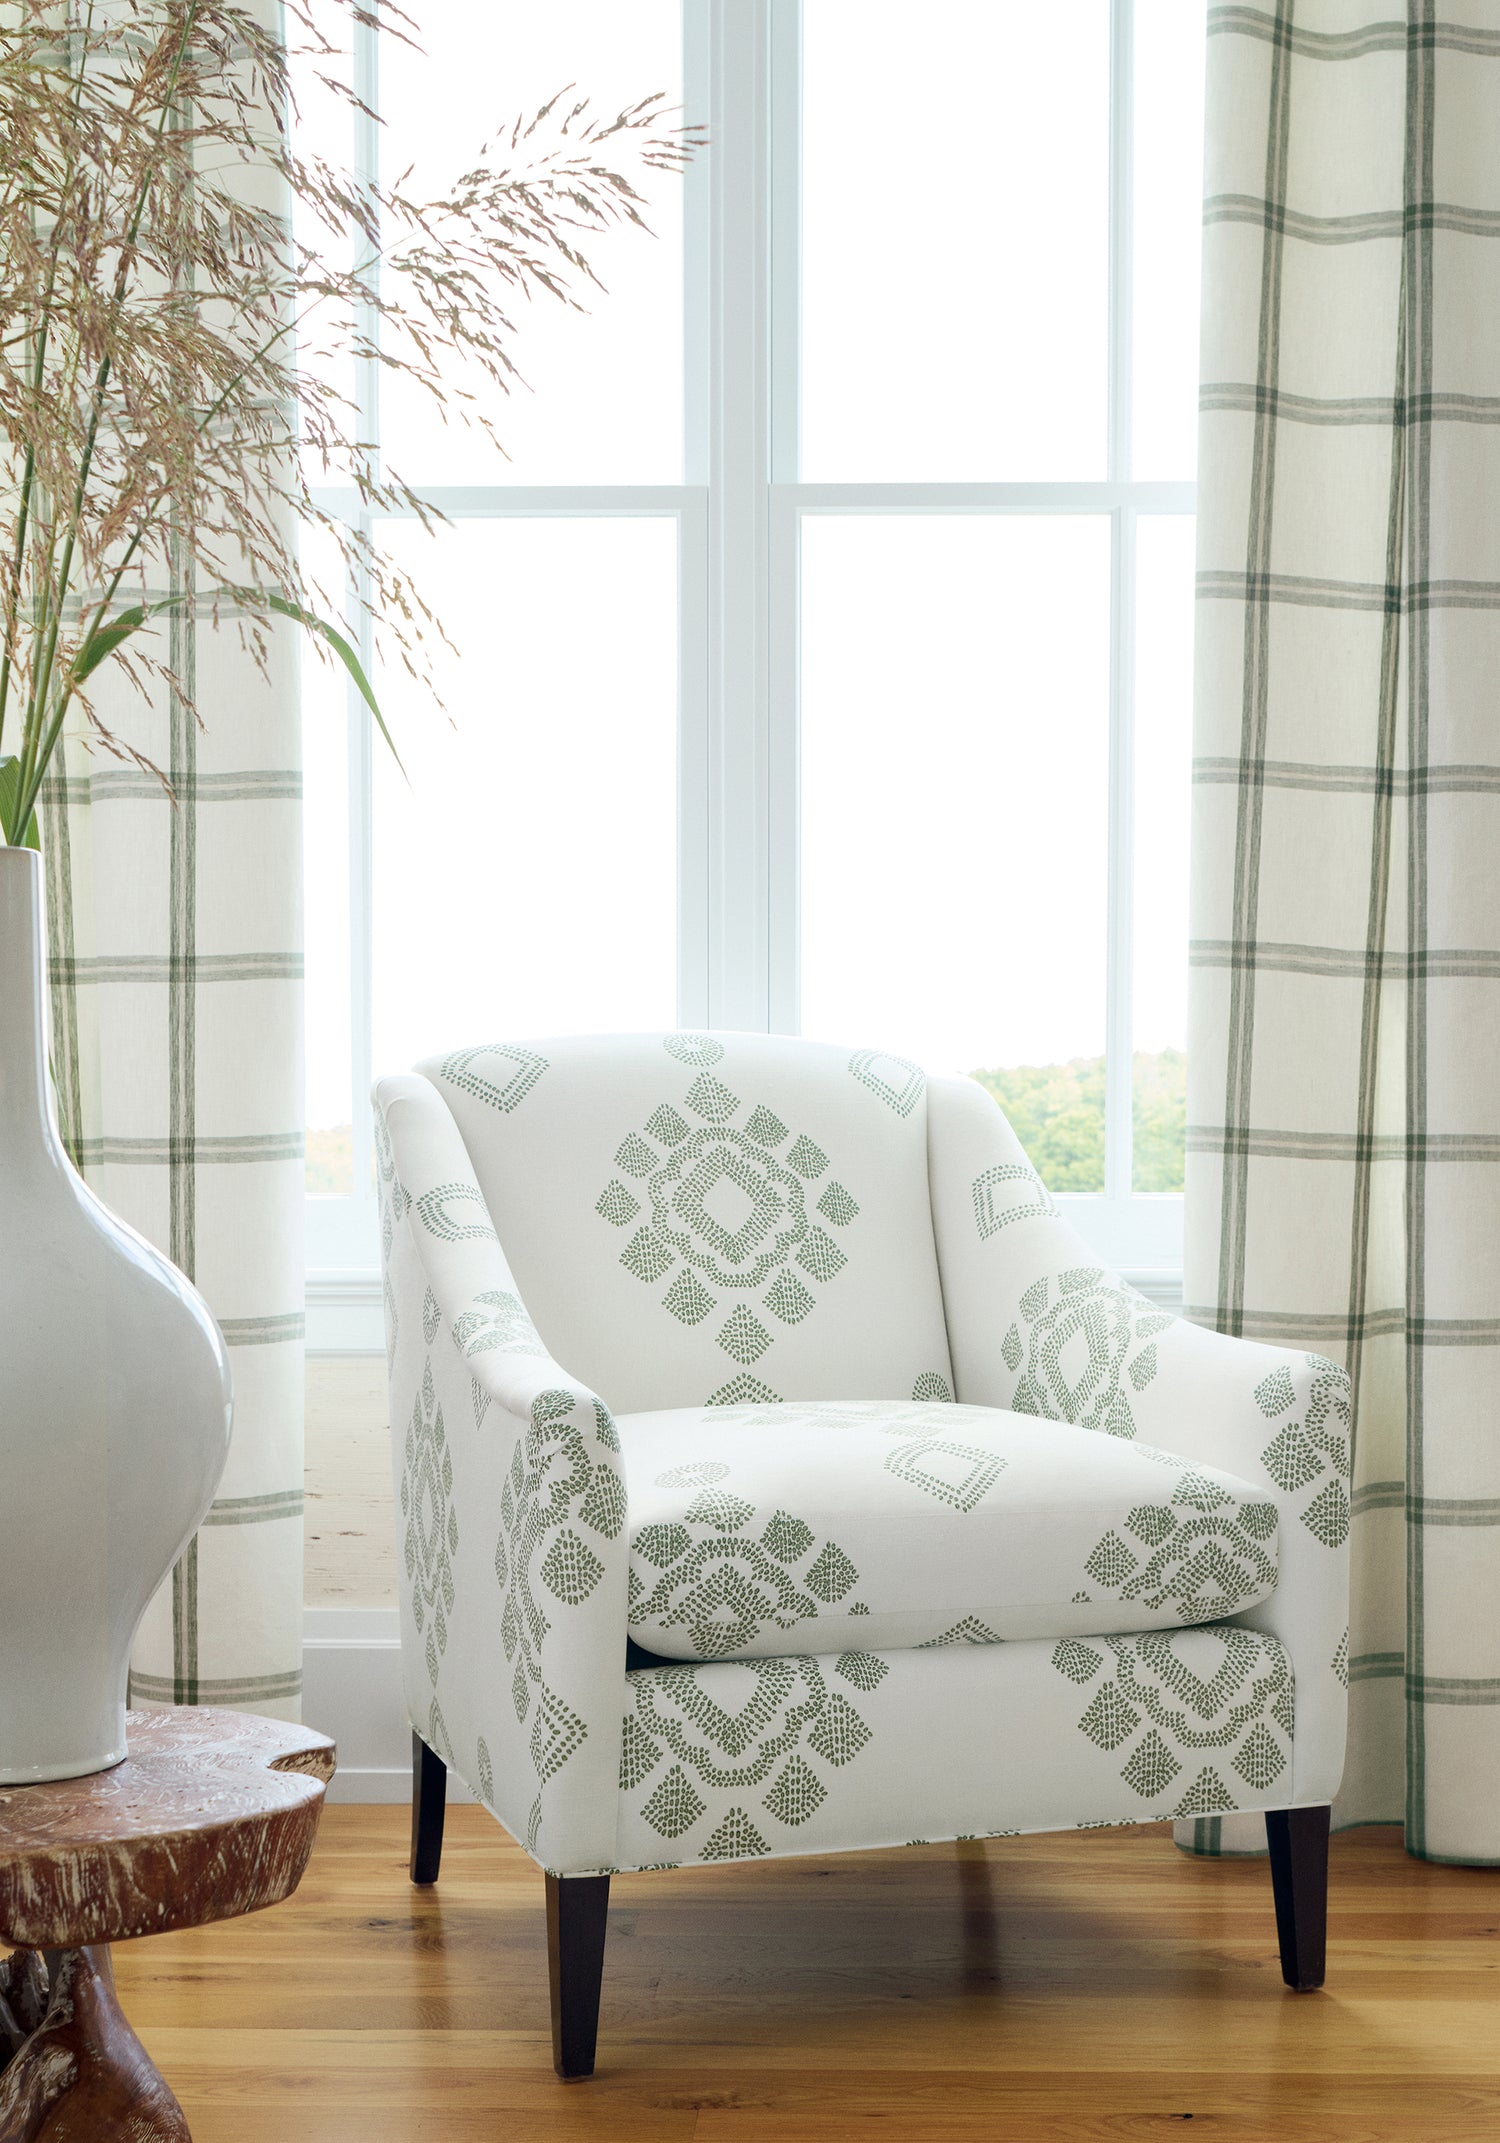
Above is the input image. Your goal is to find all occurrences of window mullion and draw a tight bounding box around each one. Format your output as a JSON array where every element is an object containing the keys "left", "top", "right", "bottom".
[
  {"left": 677, "top": 496, "right": 711, "bottom": 1027},
  {"left": 1104, "top": 0, "right": 1136, "bottom": 1201},
  {"left": 346, "top": 5, "right": 380, "bottom": 1220},
  {"left": 1106, "top": 505, "right": 1137, "bottom": 1204},
  {"left": 1107, "top": 0, "right": 1134, "bottom": 489},
  {"left": 704, "top": 0, "right": 774, "bottom": 1032},
  {"left": 767, "top": 0, "right": 802, "bottom": 1033},
  {"left": 678, "top": 1, "right": 712, "bottom": 1028}
]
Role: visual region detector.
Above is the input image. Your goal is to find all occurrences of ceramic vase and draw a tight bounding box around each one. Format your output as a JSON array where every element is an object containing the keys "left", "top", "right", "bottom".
[{"left": 0, "top": 845, "right": 232, "bottom": 1783}]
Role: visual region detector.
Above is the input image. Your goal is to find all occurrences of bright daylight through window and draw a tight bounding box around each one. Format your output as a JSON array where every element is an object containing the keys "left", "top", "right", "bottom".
[{"left": 299, "top": 0, "right": 1207, "bottom": 1320}]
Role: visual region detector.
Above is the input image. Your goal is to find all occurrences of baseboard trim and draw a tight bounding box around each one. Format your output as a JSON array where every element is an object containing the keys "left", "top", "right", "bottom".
[
  {"left": 307, "top": 1271, "right": 387, "bottom": 1355},
  {"left": 327, "top": 1764, "right": 475, "bottom": 1806},
  {"left": 306, "top": 1605, "right": 400, "bottom": 1644},
  {"left": 303, "top": 1606, "right": 457, "bottom": 1804}
]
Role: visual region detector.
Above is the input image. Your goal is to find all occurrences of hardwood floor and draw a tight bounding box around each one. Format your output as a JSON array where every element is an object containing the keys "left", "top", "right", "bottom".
[{"left": 109, "top": 1810, "right": 1500, "bottom": 2141}]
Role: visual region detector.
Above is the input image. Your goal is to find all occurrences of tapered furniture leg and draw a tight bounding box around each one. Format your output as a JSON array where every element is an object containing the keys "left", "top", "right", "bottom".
[
  {"left": 1265, "top": 1804, "right": 1330, "bottom": 1991},
  {"left": 546, "top": 1873, "right": 610, "bottom": 2080},
  {"left": 410, "top": 1732, "right": 447, "bottom": 1885}
]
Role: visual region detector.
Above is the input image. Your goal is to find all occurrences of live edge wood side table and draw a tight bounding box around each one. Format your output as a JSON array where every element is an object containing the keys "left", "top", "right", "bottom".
[{"left": 0, "top": 1709, "right": 335, "bottom": 2142}]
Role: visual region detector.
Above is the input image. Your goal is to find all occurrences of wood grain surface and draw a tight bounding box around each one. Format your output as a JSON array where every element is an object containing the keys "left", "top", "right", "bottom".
[
  {"left": 0, "top": 1710, "right": 335, "bottom": 1950},
  {"left": 0, "top": 1946, "right": 189, "bottom": 2142},
  {"left": 104, "top": 1808, "right": 1500, "bottom": 2142}
]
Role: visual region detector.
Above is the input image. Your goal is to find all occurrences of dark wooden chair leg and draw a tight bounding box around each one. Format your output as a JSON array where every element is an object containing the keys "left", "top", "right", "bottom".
[
  {"left": 1265, "top": 1804, "right": 1330, "bottom": 1990},
  {"left": 546, "top": 1872, "right": 610, "bottom": 2080},
  {"left": 409, "top": 1731, "right": 447, "bottom": 1885}
]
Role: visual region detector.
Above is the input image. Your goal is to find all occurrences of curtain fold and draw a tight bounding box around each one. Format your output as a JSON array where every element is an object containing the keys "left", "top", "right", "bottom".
[
  {"left": 33, "top": 0, "right": 305, "bottom": 1724},
  {"left": 42, "top": 610, "right": 305, "bottom": 1719},
  {"left": 1186, "top": 0, "right": 1500, "bottom": 1862}
]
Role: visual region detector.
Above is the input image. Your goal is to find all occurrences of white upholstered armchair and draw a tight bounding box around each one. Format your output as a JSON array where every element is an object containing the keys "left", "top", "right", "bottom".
[{"left": 375, "top": 1031, "right": 1350, "bottom": 2078}]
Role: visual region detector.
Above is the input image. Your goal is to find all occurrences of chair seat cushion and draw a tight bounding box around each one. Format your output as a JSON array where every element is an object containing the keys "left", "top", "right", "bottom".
[{"left": 619, "top": 1400, "right": 1278, "bottom": 1660}]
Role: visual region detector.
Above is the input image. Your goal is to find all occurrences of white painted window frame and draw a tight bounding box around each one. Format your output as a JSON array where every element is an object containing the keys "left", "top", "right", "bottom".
[{"left": 306, "top": 0, "right": 1190, "bottom": 1349}]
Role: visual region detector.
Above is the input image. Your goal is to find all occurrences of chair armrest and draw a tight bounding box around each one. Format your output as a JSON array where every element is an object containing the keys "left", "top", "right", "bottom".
[
  {"left": 1109, "top": 1320, "right": 1350, "bottom": 1807},
  {"left": 375, "top": 1074, "right": 628, "bottom": 1874},
  {"left": 927, "top": 1073, "right": 1349, "bottom": 1807}
]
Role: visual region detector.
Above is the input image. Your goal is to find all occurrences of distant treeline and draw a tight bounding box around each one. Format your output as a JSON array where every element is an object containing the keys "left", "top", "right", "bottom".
[{"left": 971, "top": 1047, "right": 1185, "bottom": 1194}]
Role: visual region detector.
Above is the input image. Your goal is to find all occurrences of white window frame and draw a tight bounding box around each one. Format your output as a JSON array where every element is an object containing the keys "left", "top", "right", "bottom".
[{"left": 306, "top": 0, "right": 1191, "bottom": 1349}]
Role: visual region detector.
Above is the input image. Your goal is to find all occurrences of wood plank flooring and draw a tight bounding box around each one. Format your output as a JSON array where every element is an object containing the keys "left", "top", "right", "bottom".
[{"left": 109, "top": 1810, "right": 1500, "bottom": 2141}]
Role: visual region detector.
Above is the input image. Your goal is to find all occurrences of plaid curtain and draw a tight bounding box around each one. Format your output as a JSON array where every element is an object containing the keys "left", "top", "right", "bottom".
[
  {"left": 1185, "top": 1, "right": 1500, "bottom": 1863},
  {"left": 34, "top": 0, "right": 305, "bottom": 1725},
  {"left": 41, "top": 609, "right": 305, "bottom": 1720}
]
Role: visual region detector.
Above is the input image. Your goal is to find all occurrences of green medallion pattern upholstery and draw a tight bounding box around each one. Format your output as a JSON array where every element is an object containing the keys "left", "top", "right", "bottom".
[
  {"left": 375, "top": 1031, "right": 1349, "bottom": 1877},
  {"left": 619, "top": 1401, "right": 1279, "bottom": 1658},
  {"left": 616, "top": 1624, "right": 1296, "bottom": 1867},
  {"left": 423, "top": 1030, "right": 950, "bottom": 1416}
]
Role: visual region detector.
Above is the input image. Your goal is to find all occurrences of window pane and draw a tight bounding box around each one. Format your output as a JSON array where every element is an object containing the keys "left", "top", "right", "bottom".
[
  {"left": 800, "top": 516, "right": 1112, "bottom": 1189},
  {"left": 301, "top": 523, "right": 353, "bottom": 1195},
  {"left": 801, "top": 1, "right": 1110, "bottom": 482},
  {"left": 1132, "top": 1, "right": 1207, "bottom": 480},
  {"left": 379, "top": 1, "right": 683, "bottom": 486},
  {"left": 1132, "top": 515, "right": 1195, "bottom": 1191},
  {"left": 370, "top": 518, "right": 677, "bottom": 1075}
]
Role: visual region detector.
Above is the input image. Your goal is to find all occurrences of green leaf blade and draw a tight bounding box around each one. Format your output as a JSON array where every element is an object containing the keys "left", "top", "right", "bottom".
[
  {"left": 68, "top": 602, "right": 152, "bottom": 684},
  {"left": 264, "top": 594, "right": 405, "bottom": 778},
  {"left": 0, "top": 755, "right": 41, "bottom": 850}
]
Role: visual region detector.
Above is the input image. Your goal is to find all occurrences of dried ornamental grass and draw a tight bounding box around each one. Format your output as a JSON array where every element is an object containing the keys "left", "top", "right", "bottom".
[{"left": 0, "top": 0, "right": 696, "bottom": 843}]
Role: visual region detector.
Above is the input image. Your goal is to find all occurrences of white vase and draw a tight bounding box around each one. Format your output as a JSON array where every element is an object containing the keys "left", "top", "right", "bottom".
[{"left": 0, "top": 846, "right": 232, "bottom": 1783}]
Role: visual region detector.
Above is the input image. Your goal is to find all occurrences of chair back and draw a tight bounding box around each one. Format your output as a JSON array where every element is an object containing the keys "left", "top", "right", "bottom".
[{"left": 418, "top": 1030, "right": 954, "bottom": 1416}]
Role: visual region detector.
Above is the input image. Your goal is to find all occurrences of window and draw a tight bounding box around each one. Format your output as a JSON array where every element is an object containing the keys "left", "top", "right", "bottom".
[{"left": 301, "top": 0, "right": 1206, "bottom": 1338}]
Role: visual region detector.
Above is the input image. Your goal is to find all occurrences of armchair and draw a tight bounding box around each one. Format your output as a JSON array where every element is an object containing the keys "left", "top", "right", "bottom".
[{"left": 375, "top": 1032, "right": 1350, "bottom": 2078}]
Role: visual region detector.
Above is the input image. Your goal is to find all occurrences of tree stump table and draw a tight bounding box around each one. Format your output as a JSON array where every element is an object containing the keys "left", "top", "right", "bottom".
[{"left": 0, "top": 1709, "right": 335, "bottom": 2141}]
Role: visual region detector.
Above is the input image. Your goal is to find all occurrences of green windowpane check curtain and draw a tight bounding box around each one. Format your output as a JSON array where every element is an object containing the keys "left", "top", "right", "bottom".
[
  {"left": 1188, "top": 2, "right": 1500, "bottom": 1862},
  {"left": 36, "top": 0, "right": 305, "bottom": 1721},
  {"left": 42, "top": 616, "right": 305, "bottom": 1718}
]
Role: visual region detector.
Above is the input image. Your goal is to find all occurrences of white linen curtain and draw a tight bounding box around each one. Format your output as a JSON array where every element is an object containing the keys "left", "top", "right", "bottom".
[
  {"left": 38, "top": 0, "right": 304, "bottom": 1720},
  {"left": 42, "top": 616, "right": 305, "bottom": 1720},
  {"left": 1186, "top": 1, "right": 1500, "bottom": 1862}
]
